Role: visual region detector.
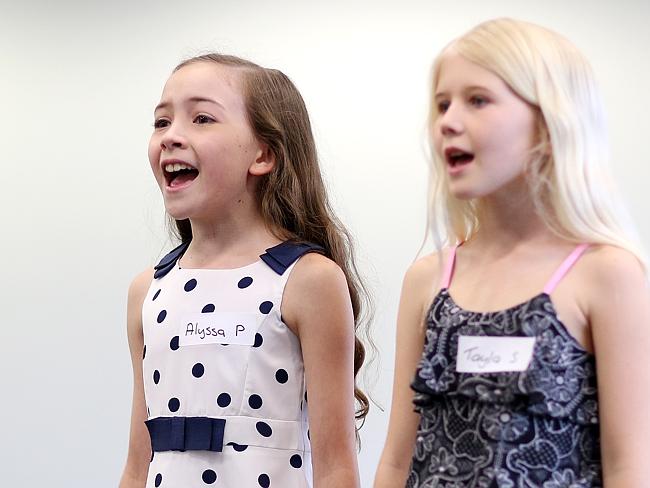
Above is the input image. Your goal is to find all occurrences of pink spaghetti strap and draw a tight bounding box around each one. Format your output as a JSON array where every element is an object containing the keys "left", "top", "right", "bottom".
[
  {"left": 543, "top": 243, "right": 589, "bottom": 294},
  {"left": 440, "top": 245, "right": 459, "bottom": 289}
]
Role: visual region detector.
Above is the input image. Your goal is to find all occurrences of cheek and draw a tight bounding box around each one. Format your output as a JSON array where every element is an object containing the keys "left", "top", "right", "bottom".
[
  {"left": 148, "top": 137, "right": 161, "bottom": 171},
  {"left": 431, "top": 121, "right": 444, "bottom": 156},
  {"left": 499, "top": 107, "right": 537, "bottom": 151},
  {"left": 502, "top": 122, "right": 537, "bottom": 166}
]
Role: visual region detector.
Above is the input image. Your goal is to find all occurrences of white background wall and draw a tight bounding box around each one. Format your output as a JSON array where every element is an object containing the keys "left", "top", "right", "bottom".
[{"left": 1, "top": 0, "right": 648, "bottom": 486}]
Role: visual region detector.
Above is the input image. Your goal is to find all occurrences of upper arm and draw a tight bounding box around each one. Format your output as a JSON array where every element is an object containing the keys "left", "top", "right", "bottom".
[
  {"left": 126, "top": 269, "right": 152, "bottom": 356},
  {"left": 120, "top": 268, "right": 154, "bottom": 486},
  {"left": 586, "top": 247, "right": 650, "bottom": 481},
  {"left": 377, "top": 254, "right": 441, "bottom": 476},
  {"left": 282, "top": 253, "right": 359, "bottom": 486}
]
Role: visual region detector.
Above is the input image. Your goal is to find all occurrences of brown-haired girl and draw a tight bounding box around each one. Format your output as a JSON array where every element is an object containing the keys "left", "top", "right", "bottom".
[{"left": 119, "top": 54, "right": 369, "bottom": 488}]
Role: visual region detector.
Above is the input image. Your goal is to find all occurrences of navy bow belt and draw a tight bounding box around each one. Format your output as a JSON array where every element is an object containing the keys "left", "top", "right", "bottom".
[{"left": 145, "top": 416, "right": 226, "bottom": 452}]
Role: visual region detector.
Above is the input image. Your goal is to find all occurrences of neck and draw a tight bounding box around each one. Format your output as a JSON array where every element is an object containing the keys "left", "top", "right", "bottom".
[
  {"left": 469, "top": 178, "right": 556, "bottom": 253},
  {"left": 182, "top": 207, "right": 281, "bottom": 267}
]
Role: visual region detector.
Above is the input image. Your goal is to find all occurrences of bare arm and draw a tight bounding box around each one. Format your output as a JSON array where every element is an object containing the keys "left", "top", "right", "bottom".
[
  {"left": 374, "top": 255, "right": 440, "bottom": 488},
  {"left": 586, "top": 247, "right": 650, "bottom": 486},
  {"left": 282, "top": 254, "right": 360, "bottom": 488},
  {"left": 119, "top": 269, "right": 154, "bottom": 488}
]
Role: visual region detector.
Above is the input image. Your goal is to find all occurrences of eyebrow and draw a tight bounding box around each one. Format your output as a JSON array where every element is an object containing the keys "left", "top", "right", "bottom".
[
  {"left": 154, "top": 96, "right": 226, "bottom": 112},
  {"left": 434, "top": 85, "right": 493, "bottom": 99}
]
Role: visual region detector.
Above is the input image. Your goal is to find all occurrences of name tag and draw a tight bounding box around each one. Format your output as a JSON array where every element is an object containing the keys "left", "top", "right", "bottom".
[
  {"left": 179, "top": 312, "right": 260, "bottom": 346},
  {"left": 456, "top": 336, "right": 535, "bottom": 373}
]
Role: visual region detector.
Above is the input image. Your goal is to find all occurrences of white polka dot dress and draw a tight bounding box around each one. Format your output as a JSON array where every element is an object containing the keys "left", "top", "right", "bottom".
[{"left": 141, "top": 241, "right": 320, "bottom": 488}]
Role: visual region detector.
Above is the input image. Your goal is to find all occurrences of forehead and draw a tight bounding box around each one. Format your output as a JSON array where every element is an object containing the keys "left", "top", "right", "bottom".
[
  {"left": 435, "top": 51, "right": 507, "bottom": 93},
  {"left": 159, "top": 61, "right": 246, "bottom": 111}
]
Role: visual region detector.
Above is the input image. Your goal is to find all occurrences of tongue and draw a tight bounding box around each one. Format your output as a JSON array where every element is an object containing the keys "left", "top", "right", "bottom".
[{"left": 170, "top": 172, "right": 197, "bottom": 188}]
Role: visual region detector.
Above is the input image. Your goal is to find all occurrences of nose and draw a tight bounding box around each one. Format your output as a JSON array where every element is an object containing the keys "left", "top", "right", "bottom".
[
  {"left": 438, "top": 103, "right": 464, "bottom": 137},
  {"left": 160, "top": 123, "right": 188, "bottom": 151}
]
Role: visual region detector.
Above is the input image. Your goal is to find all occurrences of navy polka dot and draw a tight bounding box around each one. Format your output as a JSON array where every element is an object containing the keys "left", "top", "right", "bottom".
[
  {"left": 168, "top": 397, "right": 180, "bottom": 412},
  {"left": 202, "top": 469, "right": 217, "bottom": 484},
  {"left": 142, "top": 345, "right": 146, "bottom": 359},
  {"left": 152, "top": 289, "right": 161, "bottom": 301},
  {"left": 217, "top": 393, "right": 231, "bottom": 407},
  {"left": 275, "top": 369, "right": 288, "bottom": 384},
  {"left": 184, "top": 279, "right": 197, "bottom": 292},
  {"left": 290, "top": 454, "right": 303, "bottom": 468},
  {"left": 307, "top": 429, "right": 310, "bottom": 440},
  {"left": 238, "top": 276, "right": 253, "bottom": 288},
  {"left": 256, "top": 421, "right": 272, "bottom": 437},
  {"left": 153, "top": 370, "right": 160, "bottom": 384},
  {"left": 155, "top": 473, "right": 162, "bottom": 487},
  {"left": 192, "top": 363, "right": 204, "bottom": 378},
  {"left": 202, "top": 303, "right": 215, "bottom": 313},
  {"left": 259, "top": 301, "right": 273, "bottom": 314},
  {"left": 258, "top": 473, "right": 270, "bottom": 487},
  {"left": 227, "top": 442, "right": 249, "bottom": 452},
  {"left": 248, "top": 394, "right": 263, "bottom": 409},
  {"left": 157, "top": 310, "right": 167, "bottom": 323},
  {"left": 170, "top": 336, "right": 179, "bottom": 351},
  {"left": 253, "top": 333, "right": 263, "bottom": 348},
  {"left": 150, "top": 450, "right": 154, "bottom": 462}
]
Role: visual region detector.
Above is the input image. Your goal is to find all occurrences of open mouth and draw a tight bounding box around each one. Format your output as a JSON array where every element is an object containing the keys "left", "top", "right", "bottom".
[
  {"left": 445, "top": 148, "right": 474, "bottom": 167},
  {"left": 163, "top": 162, "right": 199, "bottom": 188}
]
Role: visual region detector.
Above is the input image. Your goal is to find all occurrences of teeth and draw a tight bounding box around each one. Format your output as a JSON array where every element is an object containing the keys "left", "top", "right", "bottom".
[{"left": 164, "top": 162, "right": 193, "bottom": 173}]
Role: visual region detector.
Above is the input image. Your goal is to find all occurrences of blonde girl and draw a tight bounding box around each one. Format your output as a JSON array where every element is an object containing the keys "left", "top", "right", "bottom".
[{"left": 375, "top": 18, "right": 650, "bottom": 487}]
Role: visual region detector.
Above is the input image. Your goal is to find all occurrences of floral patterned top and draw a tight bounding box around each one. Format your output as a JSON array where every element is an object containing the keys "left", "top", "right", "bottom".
[{"left": 408, "top": 246, "right": 601, "bottom": 488}]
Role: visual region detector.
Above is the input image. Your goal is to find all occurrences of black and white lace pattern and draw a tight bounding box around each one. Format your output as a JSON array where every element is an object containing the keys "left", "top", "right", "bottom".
[{"left": 408, "top": 290, "right": 601, "bottom": 488}]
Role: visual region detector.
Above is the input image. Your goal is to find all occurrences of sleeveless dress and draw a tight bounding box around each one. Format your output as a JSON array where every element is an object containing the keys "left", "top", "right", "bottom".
[
  {"left": 408, "top": 244, "right": 602, "bottom": 488},
  {"left": 141, "top": 240, "right": 322, "bottom": 488}
]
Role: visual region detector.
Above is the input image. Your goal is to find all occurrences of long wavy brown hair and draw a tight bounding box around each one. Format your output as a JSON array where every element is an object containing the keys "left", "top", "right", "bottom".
[{"left": 168, "top": 53, "right": 372, "bottom": 429}]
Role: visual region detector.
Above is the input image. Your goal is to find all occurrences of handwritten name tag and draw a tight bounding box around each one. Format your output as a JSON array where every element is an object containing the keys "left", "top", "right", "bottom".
[
  {"left": 179, "top": 312, "right": 260, "bottom": 346},
  {"left": 456, "top": 336, "right": 535, "bottom": 373}
]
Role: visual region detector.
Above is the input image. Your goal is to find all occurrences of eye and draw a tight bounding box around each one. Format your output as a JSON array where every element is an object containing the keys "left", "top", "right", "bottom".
[
  {"left": 469, "top": 95, "right": 489, "bottom": 108},
  {"left": 437, "top": 100, "right": 450, "bottom": 113},
  {"left": 153, "top": 118, "right": 170, "bottom": 129},
  {"left": 194, "top": 114, "right": 216, "bottom": 124}
]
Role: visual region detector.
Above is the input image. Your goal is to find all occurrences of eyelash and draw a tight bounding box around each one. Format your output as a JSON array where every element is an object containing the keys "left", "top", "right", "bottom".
[
  {"left": 153, "top": 114, "right": 216, "bottom": 128},
  {"left": 194, "top": 114, "right": 215, "bottom": 124},
  {"left": 436, "top": 95, "right": 490, "bottom": 113},
  {"left": 469, "top": 95, "right": 489, "bottom": 107}
]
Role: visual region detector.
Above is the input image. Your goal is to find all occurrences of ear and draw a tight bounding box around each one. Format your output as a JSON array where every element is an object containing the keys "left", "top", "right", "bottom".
[{"left": 249, "top": 143, "right": 276, "bottom": 176}]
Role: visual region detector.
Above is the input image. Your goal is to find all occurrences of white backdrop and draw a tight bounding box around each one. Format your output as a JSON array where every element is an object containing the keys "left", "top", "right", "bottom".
[{"left": 1, "top": 0, "right": 648, "bottom": 486}]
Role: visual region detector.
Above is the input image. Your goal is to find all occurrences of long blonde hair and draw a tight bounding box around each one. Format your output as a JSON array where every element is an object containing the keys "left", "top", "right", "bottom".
[{"left": 427, "top": 18, "right": 646, "bottom": 269}]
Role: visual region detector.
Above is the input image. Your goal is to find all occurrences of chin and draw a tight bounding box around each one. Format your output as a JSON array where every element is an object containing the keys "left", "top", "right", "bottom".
[
  {"left": 449, "top": 186, "right": 481, "bottom": 200},
  {"left": 163, "top": 202, "right": 193, "bottom": 221}
]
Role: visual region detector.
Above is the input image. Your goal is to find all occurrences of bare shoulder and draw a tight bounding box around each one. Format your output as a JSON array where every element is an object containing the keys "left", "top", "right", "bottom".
[
  {"left": 128, "top": 268, "right": 155, "bottom": 303},
  {"left": 400, "top": 251, "right": 446, "bottom": 312},
  {"left": 282, "top": 253, "right": 351, "bottom": 335},
  {"left": 581, "top": 245, "right": 647, "bottom": 290},
  {"left": 393, "top": 250, "right": 446, "bottom": 336},
  {"left": 578, "top": 245, "right": 649, "bottom": 323},
  {"left": 287, "top": 252, "right": 347, "bottom": 291},
  {"left": 404, "top": 251, "right": 444, "bottom": 288}
]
